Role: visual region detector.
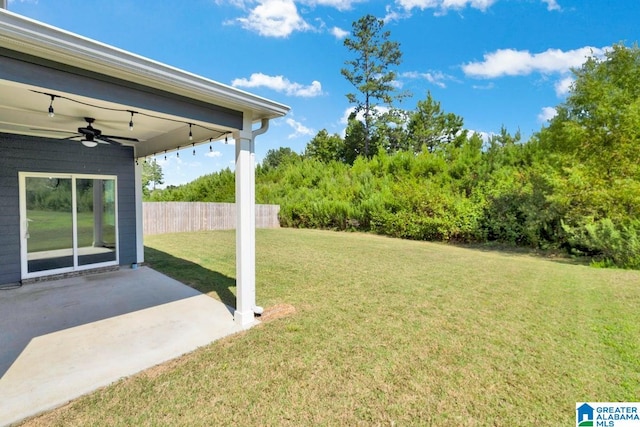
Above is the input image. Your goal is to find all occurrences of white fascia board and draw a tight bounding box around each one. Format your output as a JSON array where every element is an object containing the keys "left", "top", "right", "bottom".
[{"left": 0, "top": 9, "right": 290, "bottom": 121}]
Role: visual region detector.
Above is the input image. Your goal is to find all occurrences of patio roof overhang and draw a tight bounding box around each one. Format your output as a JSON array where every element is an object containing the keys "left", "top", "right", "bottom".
[
  {"left": 0, "top": 8, "right": 289, "bottom": 327},
  {"left": 0, "top": 9, "right": 289, "bottom": 157}
]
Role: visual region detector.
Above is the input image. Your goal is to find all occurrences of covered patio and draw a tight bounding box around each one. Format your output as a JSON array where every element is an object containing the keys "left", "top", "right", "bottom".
[
  {"left": 0, "top": 7, "right": 289, "bottom": 425},
  {"left": 0, "top": 267, "right": 244, "bottom": 426},
  {"left": 0, "top": 8, "right": 289, "bottom": 325}
]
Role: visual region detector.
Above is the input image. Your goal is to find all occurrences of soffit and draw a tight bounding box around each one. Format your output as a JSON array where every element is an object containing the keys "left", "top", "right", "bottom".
[{"left": 0, "top": 9, "right": 290, "bottom": 158}]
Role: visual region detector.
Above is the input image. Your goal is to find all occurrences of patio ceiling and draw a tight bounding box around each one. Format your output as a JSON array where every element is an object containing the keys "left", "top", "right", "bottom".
[
  {"left": 0, "top": 9, "right": 289, "bottom": 158},
  {"left": 0, "top": 79, "right": 235, "bottom": 158}
]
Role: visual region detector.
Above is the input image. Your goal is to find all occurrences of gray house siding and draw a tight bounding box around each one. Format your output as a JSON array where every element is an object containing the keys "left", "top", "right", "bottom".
[{"left": 0, "top": 133, "right": 137, "bottom": 285}]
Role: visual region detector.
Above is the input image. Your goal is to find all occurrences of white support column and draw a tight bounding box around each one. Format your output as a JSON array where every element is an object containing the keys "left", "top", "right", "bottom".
[
  {"left": 234, "top": 114, "right": 256, "bottom": 327},
  {"left": 134, "top": 160, "right": 144, "bottom": 265}
]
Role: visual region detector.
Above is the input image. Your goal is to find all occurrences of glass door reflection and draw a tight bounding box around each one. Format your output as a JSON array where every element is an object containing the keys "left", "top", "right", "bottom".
[
  {"left": 76, "top": 178, "right": 117, "bottom": 266},
  {"left": 25, "top": 176, "right": 74, "bottom": 273}
]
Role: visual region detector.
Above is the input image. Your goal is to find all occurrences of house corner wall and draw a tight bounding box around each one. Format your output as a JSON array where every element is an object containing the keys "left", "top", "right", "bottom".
[{"left": 0, "top": 133, "right": 137, "bottom": 285}]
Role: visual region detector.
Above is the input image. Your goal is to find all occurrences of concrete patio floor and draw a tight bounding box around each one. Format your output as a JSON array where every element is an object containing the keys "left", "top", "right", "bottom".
[{"left": 0, "top": 267, "right": 251, "bottom": 426}]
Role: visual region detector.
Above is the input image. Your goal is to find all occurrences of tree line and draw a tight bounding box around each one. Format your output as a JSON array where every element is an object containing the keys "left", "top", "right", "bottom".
[{"left": 147, "top": 16, "right": 640, "bottom": 269}]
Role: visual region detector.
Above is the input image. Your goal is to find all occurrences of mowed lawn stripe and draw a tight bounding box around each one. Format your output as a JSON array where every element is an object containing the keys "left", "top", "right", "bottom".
[{"left": 24, "top": 228, "right": 640, "bottom": 426}]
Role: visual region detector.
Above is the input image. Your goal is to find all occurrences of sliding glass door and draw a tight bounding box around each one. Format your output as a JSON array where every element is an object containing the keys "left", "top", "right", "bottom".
[
  {"left": 76, "top": 178, "right": 117, "bottom": 266},
  {"left": 20, "top": 173, "right": 118, "bottom": 279},
  {"left": 23, "top": 176, "right": 74, "bottom": 273}
]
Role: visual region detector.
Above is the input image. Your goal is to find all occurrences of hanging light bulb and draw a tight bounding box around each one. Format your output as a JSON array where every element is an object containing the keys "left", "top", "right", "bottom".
[
  {"left": 128, "top": 111, "right": 135, "bottom": 131},
  {"left": 192, "top": 143, "right": 196, "bottom": 156},
  {"left": 176, "top": 147, "right": 180, "bottom": 159},
  {"left": 209, "top": 138, "right": 212, "bottom": 152},
  {"left": 225, "top": 134, "right": 228, "bottom": 144},
  {"left": 189, "top": 123, "right": 193, "bottom": 141},
  {"left": 48, "top": 94, "right": 56, "bottom": 117}
]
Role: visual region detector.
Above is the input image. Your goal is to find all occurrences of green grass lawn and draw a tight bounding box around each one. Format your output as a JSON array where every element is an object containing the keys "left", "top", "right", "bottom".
[
  {"left": 26, "top": 210, "right": 116, "bottom": 252},
  {"left": 24, "top": 229, "right": 640, "bottom": 426}
]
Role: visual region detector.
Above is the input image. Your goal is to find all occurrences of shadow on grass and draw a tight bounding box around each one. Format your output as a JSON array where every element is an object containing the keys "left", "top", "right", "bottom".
[
  {"left": 144, "top": 246, "right": 237, "bottom": 308},
  {"left": 451, "top": 242, "right": 591, "bottom": 267}
]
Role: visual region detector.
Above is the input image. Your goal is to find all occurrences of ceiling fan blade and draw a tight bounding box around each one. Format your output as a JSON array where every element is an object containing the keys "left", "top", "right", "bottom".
[
  {"left": 102, "top": 134, "right": 139, "bottom": 142},
  {"left": 78, "top": 128, "right": 98, "bottom": 137},
  {"left": 97, "top": 136, "right": 122, "bottom": 145}
]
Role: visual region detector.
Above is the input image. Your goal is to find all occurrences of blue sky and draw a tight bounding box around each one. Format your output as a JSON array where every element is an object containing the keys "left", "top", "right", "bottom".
[{"left": 7, "top": 0, "right": 639, "bottom": 186}]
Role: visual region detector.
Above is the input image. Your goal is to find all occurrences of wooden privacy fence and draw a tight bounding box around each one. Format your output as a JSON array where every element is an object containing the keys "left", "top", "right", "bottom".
[{"left": 143, "top": 202, "right": 280, "bottom": 235}]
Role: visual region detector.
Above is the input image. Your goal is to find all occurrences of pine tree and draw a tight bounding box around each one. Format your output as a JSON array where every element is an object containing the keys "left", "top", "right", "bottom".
[{"left": 341, "top": 14, "right": 407, "bottom": 158}]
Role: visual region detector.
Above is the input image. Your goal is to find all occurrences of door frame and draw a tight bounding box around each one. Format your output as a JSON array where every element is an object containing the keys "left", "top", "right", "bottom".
[{"left": 18, "top": 171, "right": 119, "bottom": 280}]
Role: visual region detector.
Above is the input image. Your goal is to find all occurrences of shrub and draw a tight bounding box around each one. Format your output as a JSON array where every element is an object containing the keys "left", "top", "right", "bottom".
[{"left": 563, "top": 219, "right": 640, "bottom": 269}]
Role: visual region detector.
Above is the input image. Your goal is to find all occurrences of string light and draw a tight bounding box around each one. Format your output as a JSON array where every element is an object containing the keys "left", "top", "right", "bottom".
[
  {"left": 164, "top": 150, "right": 167, "bottom": 161},
  {"left": 128, "top": 111, "right": 135, "bottom": 131},
  {"left": 48, "top": 94, "right": 56, "bottom": 117},
  {"left": 33, "top": 91, "right": 229, "bottom": 151},
  {"left": 176, "top": 146, "right": 180, "bottom": 159},
  {"left": 34, "top": 90, "right": 224, "bottom": 136}
]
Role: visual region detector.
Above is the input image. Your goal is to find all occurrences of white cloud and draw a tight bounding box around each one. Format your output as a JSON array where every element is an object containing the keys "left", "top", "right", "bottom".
[
  {"left": 468, "top": 129, "right": 494, "bottom": 143},
  {"left": 205, "top": 150, "right": 223, "bottom": 158},
  {"left": 462, "top": 46, "right": 607, "bottom": 78},
  {"left": 340, "top": 107, "right": 356, "bottom": 125},
  {"left": 338, "top": 106, "right": 398, "bottom": 137},
  {"left": 390, "top": 79, "right": 404, "bottom": 89},
  {"left": 231, "top": 73, "right": 323, "bottom": 97},
  {"left": 384, "top": 5, "right": 412, "bottom": 22},
  {"left": 396, "top": 0, "right": 497, "bottom": 14},
  {"left": 236, "top": 0, "right": 310, "bottom": 38},
  {"left": 394, "top": 0, "right": 560, "bottom": 14},
  {"left": 339, "top": 106, "right": 393, "bottom": 125},
  {"left": 472, "top": 82, "right": 495, "bottom": 90},
  {"left": 541, "top": 0, "right": 561, "bottom": 11},
  {"left": 286, "top": 118, "right": 314, "bottom": 139},
  {"left": 300, "top": 0, "right": 366, "bottom": 11},
  {"left": 155, "top": 154, "right": 176, "bottom": 167},
  {"left": 402, "top": 70, "right": 452, "bottom": 88},
  {"left": 214, "top": 0, "right": 249, "bottom": 7},
  {"left": 442, "top": 0, "right": 496, "bottom": 10},
  {"left": 537, "top": 106, "right": 557, "bottom": 123},
  {"left": 554, "top": 76, "right": 573, "bottom": 97},
  {"left": 330, "top": 26, "right": 349, "bottom": 39}
]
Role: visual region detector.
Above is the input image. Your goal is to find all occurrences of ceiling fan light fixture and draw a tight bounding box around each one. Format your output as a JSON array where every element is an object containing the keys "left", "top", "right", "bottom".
[{"left": 81, "top": 139, "right": 98, "bottom": 148}]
